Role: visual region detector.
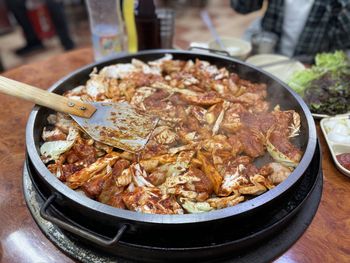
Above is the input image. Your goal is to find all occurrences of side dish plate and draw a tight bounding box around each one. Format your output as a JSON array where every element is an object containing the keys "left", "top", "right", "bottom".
[{"left": 320, "top": 115, "right": 350, "bottom": 177}]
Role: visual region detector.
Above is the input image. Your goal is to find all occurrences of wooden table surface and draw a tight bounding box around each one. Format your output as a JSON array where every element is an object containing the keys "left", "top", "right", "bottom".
[{"left": 0, "top": 48, "right": 349, "bottom": 263}]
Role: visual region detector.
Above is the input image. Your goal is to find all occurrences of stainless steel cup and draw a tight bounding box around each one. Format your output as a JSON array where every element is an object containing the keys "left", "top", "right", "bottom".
[
  {"left": 251, "top": 31, "right": 278, "bottom": 54},
  {"left": 156, "top": 8, "right": 175, "bottom": 49}
]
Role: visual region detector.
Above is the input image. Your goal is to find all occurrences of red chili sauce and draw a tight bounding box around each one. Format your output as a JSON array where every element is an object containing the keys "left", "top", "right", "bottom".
[{"left": 336, "top": 153, "right": 350, "bottom": 170}]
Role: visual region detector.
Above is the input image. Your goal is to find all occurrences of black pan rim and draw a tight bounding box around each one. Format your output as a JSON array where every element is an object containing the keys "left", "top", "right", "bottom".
[{"left": 26, "top": 49, "right": 317, "bottom": 224}]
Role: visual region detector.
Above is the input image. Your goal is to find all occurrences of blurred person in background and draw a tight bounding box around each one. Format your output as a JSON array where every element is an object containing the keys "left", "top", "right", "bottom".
[
  {"left": 5, "top": 0, "right": 75, "bottom": 56},
  {"left": 231, "top": 0, "right": 350, "bottom": 59}
]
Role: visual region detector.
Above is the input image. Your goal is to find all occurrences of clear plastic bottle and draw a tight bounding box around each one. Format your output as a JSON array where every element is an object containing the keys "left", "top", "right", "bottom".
[{"left": 85, "top": 0, "right": 125, "bottom": 61}]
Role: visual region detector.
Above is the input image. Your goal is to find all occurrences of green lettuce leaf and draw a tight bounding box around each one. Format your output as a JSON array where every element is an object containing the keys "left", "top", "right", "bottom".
[
  {"left": 287, "top": 50, "right": 349, "bottom": 96},
  {"left": 315, "top": 50, "right": 348, "bottom": 71},
  {"left": 287, "top": 68, "right": 319, "bottom": 95}
]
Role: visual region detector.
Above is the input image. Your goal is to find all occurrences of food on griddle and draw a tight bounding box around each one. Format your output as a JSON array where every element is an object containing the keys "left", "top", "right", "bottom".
[
  {"left": 288, "top": 51, "right": 350, "bottom": 115},
  {"left": 40, "top": 55, "right": 303, "bottom": 214}
]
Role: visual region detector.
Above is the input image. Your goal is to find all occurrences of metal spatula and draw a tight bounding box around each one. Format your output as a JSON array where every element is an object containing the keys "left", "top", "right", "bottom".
[{"left": 0, "top": 76, "right": 158, "bottom": 152}]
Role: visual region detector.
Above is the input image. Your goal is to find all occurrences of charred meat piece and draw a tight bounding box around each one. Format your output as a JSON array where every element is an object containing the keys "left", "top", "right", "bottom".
[
  {"left": 81, "top": 167, "right": 111, "bottom": 198},
  {"left": 147, "top": 168, "right": 167, "bottom": 186},
  {"left": 65, "top": 139, "right": 96, "bottom": 164},
  {"left": 143, "top": 89, "right": 170, "bottom": 109},
  {"left": 236, "top": 129, "right": 265, "bottom": 158},
  {"left": 240, "top": 112, "right": 275, "bottom": 135},
  {"left": 106, "top": 192, "right": 126, "bottom": 209},
  {"left": 98, "top": 175, "right": 126, "bottom": 209},
  {"left": 180, "top": 91, "right": 223, "bottom": 106}
]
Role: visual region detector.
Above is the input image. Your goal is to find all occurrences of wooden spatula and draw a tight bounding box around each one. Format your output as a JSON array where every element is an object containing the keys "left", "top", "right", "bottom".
[{"left": 0, "top": 76, "right": 158, "bottom": 152}]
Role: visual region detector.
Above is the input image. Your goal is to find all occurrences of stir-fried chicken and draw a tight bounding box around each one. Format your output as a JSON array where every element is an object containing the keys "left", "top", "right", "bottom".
[
  {"left": 266, "top": 129, "right": 302, "bottom": 167},
  {"left": 236, "top": 129, "right": 265, "bottom": 158},
  {"left": 66, "top": 152, "right": 120, "bottom": 189},
  {"left": 40, "top": 55, "right": 303, "bottom": 214},
  {"left": 122, "top": 187, "right": 184, "bottom": 214},
  {"left": 259, "top": 162, "right": 292, "bottom": 185}
]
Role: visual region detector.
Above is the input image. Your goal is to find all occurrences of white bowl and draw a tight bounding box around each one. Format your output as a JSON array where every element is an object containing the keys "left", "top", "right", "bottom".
[{"left": 208, "top": 37, "right": 252, "bottom": 60}]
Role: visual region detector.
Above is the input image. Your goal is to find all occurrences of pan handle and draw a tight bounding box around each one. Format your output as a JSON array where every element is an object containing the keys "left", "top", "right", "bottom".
[
  {"left": 40, "top": 194, "right": 127, "bottom": 247},
  {"left": 0, "top": 76, "right": 96, "bottom": 118},
  {"left": 188, "top": 46, "right": 230, "bottom": 57}
]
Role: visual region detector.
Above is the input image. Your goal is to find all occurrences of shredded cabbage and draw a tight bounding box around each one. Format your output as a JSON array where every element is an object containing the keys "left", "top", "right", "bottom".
[
  {"left": 40, "top": 128, "right": 78, "bottom": 163},
  {"left": 180, "top": 198, "right": 213, "bottom": 213}
]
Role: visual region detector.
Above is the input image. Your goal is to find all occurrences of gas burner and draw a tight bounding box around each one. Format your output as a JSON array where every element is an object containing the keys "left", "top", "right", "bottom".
[{"left": 23, "top": 143, "right": 322, "bottom": 263}]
